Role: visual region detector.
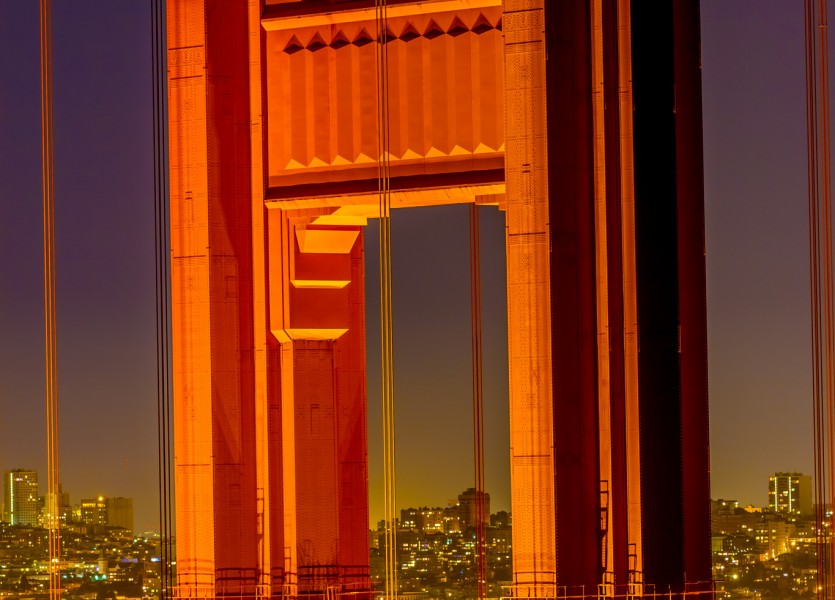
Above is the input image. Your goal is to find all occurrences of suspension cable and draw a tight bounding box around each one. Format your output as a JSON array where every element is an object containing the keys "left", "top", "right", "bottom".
[
  {"left": 39, "top": 2, "right": 61, "bottom": 599},
  {"left": 376, "top": 2, "right": 397, "bottom": 600},
  {"left": 806, "top": 1, "right": 834, "bottom": 597},
  {"left": 806, "top": 0, "right": 825, "bottom": 592},
  {"left": 469, "top": 205, "right": 486, "bottom": 600},
  {"left": 151, "top": 0, "right": 174, "bottom": 597}
]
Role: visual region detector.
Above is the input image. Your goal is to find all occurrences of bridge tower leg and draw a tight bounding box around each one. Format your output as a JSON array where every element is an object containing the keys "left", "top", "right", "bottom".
[
  {"left": 168, "top": 0, "right": 370, "bottom": 596},
  {"left": 503, "top": 0, "right": 711, "bottom": 595},
  {"left": 267, "top": 209, "right": 371, "bottom": 597},
  {"left": 168, "top": 0, "right": 259, "bottom": 594},
  {"left": 167, "top": 1, "right": 711, "bottom": 598},
  {"left": 502, "top": 1, "right": 557, "bottom": 595}
]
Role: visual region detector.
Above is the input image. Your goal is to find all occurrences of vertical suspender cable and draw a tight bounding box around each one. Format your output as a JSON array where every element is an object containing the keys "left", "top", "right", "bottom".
[
  {"left": 806, "top": 1, "right": 834, "bottom": 598},
  {"left": 804, "top": 0, "right": 820, "bottom": 590},
  {"left": 376, "top": 1, "right": 397, "bottom": 599},
  {"left": 818, "top": 3, "right": 835, "bottom": 595},
  {"left": 151, "top": 0, "right": 174, "bottom": 598},
  {"left": 469, "top": 205, "right": 486, "bottom": 600},
  {"left": 39, "top": 2, "right": 61, "bottom": 599}
]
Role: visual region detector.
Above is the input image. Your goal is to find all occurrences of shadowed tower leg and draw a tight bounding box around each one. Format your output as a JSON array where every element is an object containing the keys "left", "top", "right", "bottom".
[{"left": 268, "top": 209, "right": 370, "bottom": 596}]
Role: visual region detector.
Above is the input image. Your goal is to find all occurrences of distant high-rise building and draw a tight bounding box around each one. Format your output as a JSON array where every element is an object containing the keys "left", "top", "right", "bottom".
[
  {"left": 57, "top": 488, "right": 71, "bottom": 524},
  {"left": 80, "top": 497, "right": 108, "bottom": 526},
  {"left": 4, "top": 469, "right": 39, "bottom": 525},
  {"left": 106, "top": 497, "right": 134, "bottom": 532},
  {"left": 40, "top": 484, "right": 70, "bottom": 529},
  {"left": 490, "top": 510, "right": 510, "bottom": 528},
  {"left": 400, "top": 507, "right": 421, "bottom": 531},
  {"left": 456, "top": 488, "right": 490, "bottom": 530},
  {"left": 768, "top": 472, "right": 812, "bottom": 515}
]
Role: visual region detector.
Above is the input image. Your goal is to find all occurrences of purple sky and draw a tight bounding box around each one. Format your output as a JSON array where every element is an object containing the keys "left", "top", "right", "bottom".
[
  {"left": 701, "top": 2, "right": 813, "bottom": 508},
  {"left": 0, "top": 1, "right": 816, "bottom": 531}
]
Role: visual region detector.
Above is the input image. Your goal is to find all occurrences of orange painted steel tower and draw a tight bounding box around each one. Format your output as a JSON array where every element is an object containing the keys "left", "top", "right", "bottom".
[{"left": 167, "top": 0, "right": 711, "bottom": 598}]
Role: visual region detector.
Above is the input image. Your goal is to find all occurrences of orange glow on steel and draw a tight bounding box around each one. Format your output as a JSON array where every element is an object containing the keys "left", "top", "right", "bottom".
[
  {"left": 295, "top": 229, "right": 359, "bottom": 254},
  {"left": 618, "top": 0, "right": 644, "bottom": 579},
  {"left": 502, "top": 0, "right": 556, "bottom": 591},
  {"left": 590, "top": 0, "right": 614, "bottom": 579},
  {"left": 262, "top": 0, "right": 502, "bottom": 31},
  {"left": 291, "top": 279, "right": 350, "bottom": 289}
]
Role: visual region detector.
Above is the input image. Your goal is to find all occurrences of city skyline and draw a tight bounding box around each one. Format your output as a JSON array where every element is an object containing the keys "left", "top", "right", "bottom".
[{"left": 0, "top": 465, "right": 813, "bottom": 528}]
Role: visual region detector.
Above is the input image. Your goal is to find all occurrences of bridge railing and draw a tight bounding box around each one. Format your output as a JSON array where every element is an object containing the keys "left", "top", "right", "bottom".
[
  {"left": 169, "top": 583, "right": 374, "bottom": 600},
  {"left": 499, "top": 581, "right": 718, "bottom": 600},
  {"left": 168, "top": 581, "right": 718, "bottom": 600}
]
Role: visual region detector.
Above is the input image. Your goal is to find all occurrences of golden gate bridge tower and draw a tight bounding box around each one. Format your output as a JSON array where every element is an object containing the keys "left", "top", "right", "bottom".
[{"left": 166, "top": 0, "right": 711, "bottom": 597}]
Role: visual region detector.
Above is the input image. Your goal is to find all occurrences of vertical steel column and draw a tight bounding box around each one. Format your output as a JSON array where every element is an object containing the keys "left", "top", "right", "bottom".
[
  {"left": 503, "top": 0, "right": 557, "bottom": 593},
  {"left": 247, "top": 0, "right": 280, "bottom": 592},
  {"left": 168, "top": 0, "right": 258, "bottom": 594},
  {"left": 630, "top": 0, "right": 711, "bottom": 591},
  {"left": 673, "top": 0, "right": 712, "bottom": 586},
  {"left": 545, "top": 1, "right": 602, "bottom": 592},
  {"left": 600, "top": 0, "right": 630, "bottom": 586},
  {"left": 266, "top": 208, "right": 370, "bottom": 597},
  {"left": 590, "top": 0, "right": 615, "bottom": 586},
  {"left": 333, "top": 234, "right": 371, "bottom": 592},
  {"left": 631, "top": 0, "right": 684, "bottom": 589},
  {"left": 616, "top": 0, "right": 644, "bottom": 586},
  {"left": 596, "top": 0, "right": 646, "bottom": 587}
]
